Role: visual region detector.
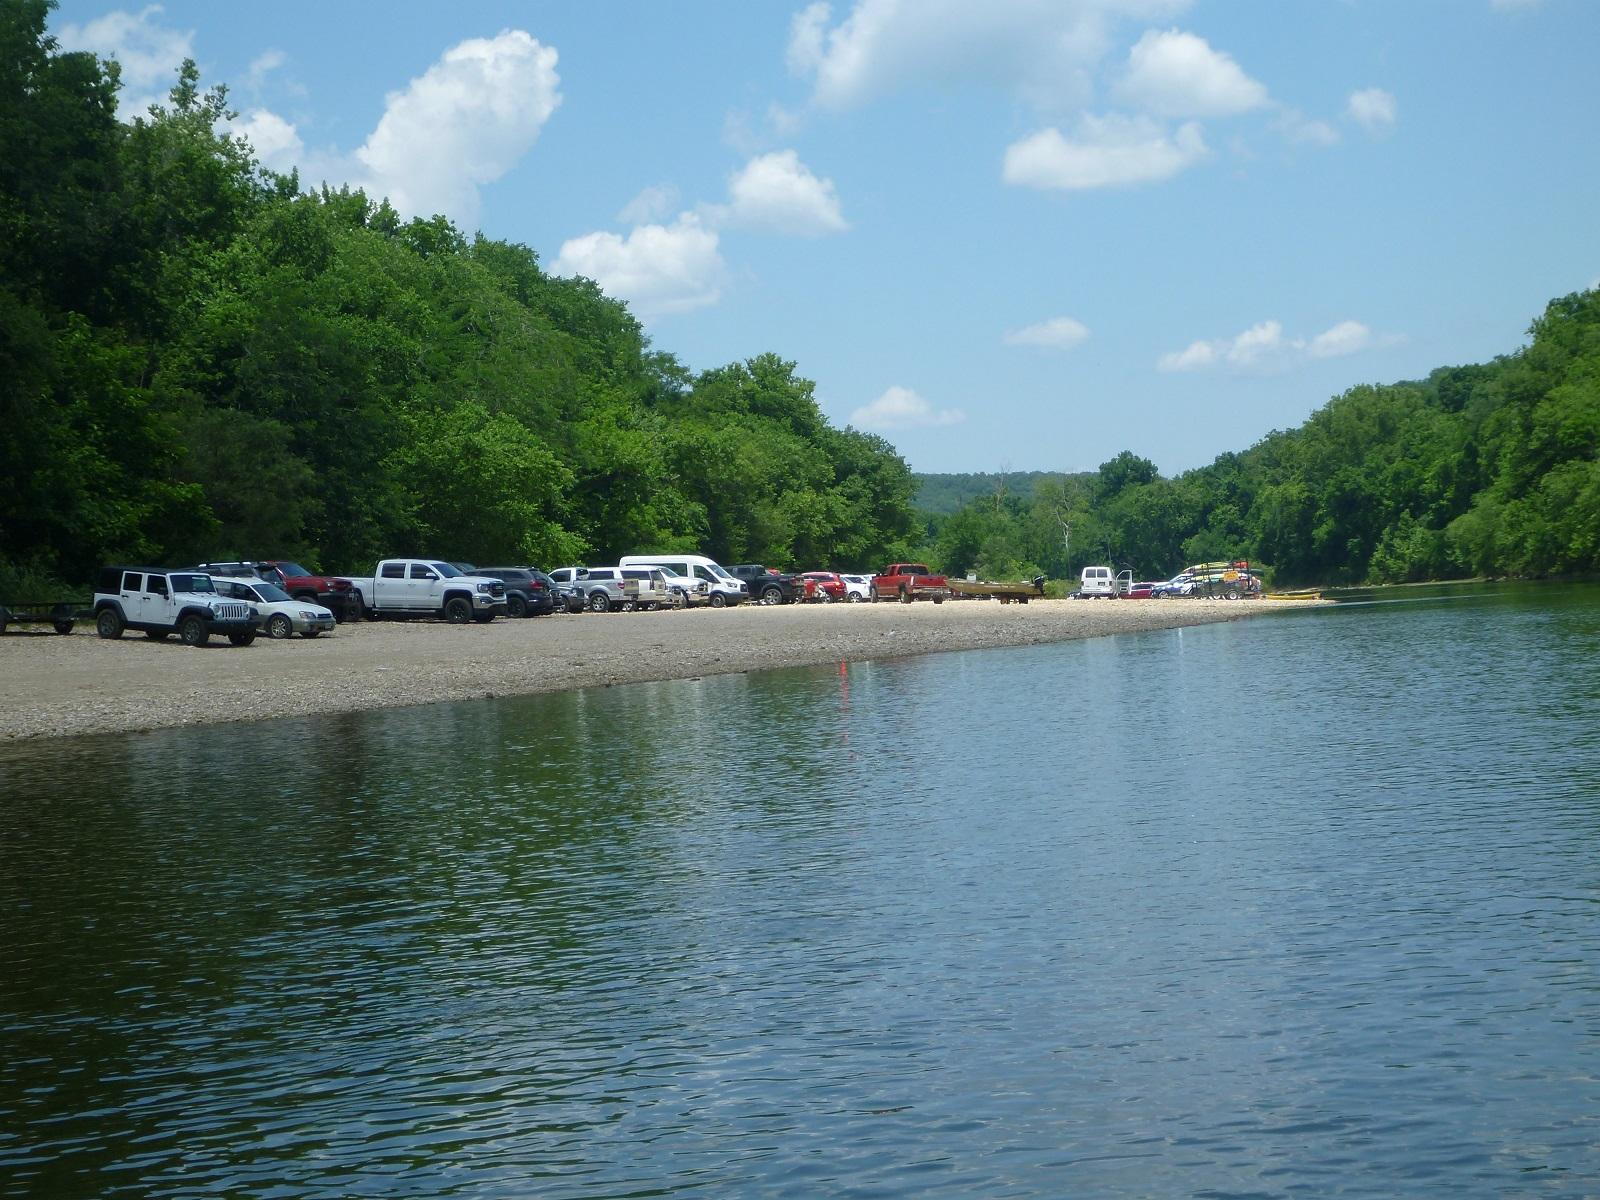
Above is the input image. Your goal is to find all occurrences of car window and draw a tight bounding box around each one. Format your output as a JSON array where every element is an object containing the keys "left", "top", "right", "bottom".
[
  {"left": 429, "top": 562, "right": 462, "bottom": 578},
  {"left": 410, "top": 563, "right": 438, "bottom": 580},
  {"left": 255, "top": 583, "right": 290, "bottom": 602},
  {"left": 148, "top": 576, "right": 169, "bottom": 598},
  {"left": 276, "top": 562, "right": 313, "bottom": 578},
  {"left": 381, "top": 563, "right": 406, "bottom": 579},
  {"left": 121, "top": 571, "right": 141, "bottom": 591}
]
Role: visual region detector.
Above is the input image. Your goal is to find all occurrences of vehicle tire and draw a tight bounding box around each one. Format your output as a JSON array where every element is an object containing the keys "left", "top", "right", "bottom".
[
  {"left": 1225, "top": 587, "right": 1241, "bottom": 600},
  {"left": 848, "top": 591, "right": 864, "bottom": 603},
  {"left": 179, "top": 614, "right": 208, "bottom": 646},
  {"left": 53, "top": 620, "right": 75, "bottom": 635},
  {"left": 228, "top": 630, "right": 256, "bottom": 646},
  {"left": 933, "top": 595, "right": 944, "bottom": 604},
  {"left": 301, "top": 629, "right": 321, "bottom": 639},
  {"left": 445, "top": 597, "right": 472, "bottom": 624},
  {"left": 267, "top": 613, "right": 294, "bottom": 639},
  {"left": 899, "top": 587, "right": 911, "bottom": 604},
  {"left": 146, "top": 630, "right": 169, "bottom": 641},
  {"left": 507, "top": 593, "right": 527, "bottom": 618},
  {"left": 97, "top": 609, "right": 125, "bottom": 640},
  {"left": 709, "top": 593, "right": 726, "bottom": 608},
  {"left": 588, "top": 591, "right": 611, "bottom": 613},
  {"left": 761, "top": 585, "right": 782, "bottom": 605},
  {"left": 870, "top": 586, "right": 881, "bottom": 603}
]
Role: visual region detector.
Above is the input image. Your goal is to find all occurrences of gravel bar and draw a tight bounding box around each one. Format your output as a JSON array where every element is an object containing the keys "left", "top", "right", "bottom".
[{"left": 0, "top": 598, "right": 1324, "bottom": 743}]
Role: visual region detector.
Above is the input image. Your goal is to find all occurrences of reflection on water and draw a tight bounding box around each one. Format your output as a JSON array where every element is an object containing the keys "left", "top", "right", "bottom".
[{"left": 3, "top": 584, "right": 1600, "bottom": 1197}]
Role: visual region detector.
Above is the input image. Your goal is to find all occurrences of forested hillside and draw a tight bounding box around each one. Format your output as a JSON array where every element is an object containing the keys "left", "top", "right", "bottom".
[
  {"left": 0, "top": 2, "right": 916, "bottom": 589},
  {"left": 912, "top": 471, "right": 1083, "bottom": 515},
  {"left": 919, "top": 290, "right": 1600, "bottom": 587}
]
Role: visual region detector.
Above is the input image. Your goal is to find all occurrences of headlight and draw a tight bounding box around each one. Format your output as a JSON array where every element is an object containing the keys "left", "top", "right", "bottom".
[
  {"left": 476, "top": 582, "right": 491, "bottom": 593},
  {"left": 299, "top": 610, "right": 318, "bottom": 620},
  {"left": 208, "top": 603, "right": 220, "bottom": 618}
]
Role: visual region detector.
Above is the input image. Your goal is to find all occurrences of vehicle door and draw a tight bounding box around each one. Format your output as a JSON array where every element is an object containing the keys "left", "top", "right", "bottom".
[
  {"left": 406, "top": 562, "right": 441, "bottom": 609},
  {"left": 116, "top": 570, "right": 150, "bottom": 624},
  {"left": 375, "top": 561, "right": 406, "bottom": 607},
  {"left": 139, "top": 573, "right": 172, "bottom": 625}
]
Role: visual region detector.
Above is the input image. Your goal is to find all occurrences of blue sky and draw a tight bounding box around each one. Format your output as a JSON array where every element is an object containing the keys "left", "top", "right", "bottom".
[{"left": 50, "top": 0, "right": 1600, "bottom": 475}]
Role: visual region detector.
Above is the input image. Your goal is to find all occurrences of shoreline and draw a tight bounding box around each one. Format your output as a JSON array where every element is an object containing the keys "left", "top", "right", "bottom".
[{"left": 0, "top": 598, "right": 1327, "bottom": 744}]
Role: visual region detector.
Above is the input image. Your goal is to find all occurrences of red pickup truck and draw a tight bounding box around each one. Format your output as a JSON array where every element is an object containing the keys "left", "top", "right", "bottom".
[{"left": 871, "top": 563, "right": 950, "bottom": 603}]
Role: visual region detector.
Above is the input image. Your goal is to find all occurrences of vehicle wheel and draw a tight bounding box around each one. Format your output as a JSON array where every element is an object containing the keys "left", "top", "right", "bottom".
[
  {"left": 933, "top": 595, "right": 944, "bottom": 604},
  {"left": 709, "top": 593, "right": 726, "bottom": 608},
  {"left": 228, "top": 630, "right": 256, "bottom": 646},
  {"left": 588, "top": 591, "right": 611, "bottom": 613},
  {"left": 53, "top": 620, "right": 75, "bottom": 635},
  {"left": 179, "top": 614, "right": 209, "bottom": 646},
  {"left": 870, "top": 587, "right": 881, "bottom": 603},
  {"left": 97, "top": 609, "right": 125, "bottom": 640},
  {"left": 267, "top": 613, "right": 294, "bottom": 639},
  {"left": 1225, "top": 588, "right": 1241, "bottom": 600},
  {"left": 848, "top": 592, "right": 864, "bottom": 603},
  {"left": 507, "top": 593, "right": 527, "bottom": 618},
  {"left": 899, "top": 587, "right": 911, "bottom": 604},
  {"left": 301, "top": 629, "right": 321, "bottom": 639},
  {"left": 146, "top": 630, "right": 169, "bottom": 641},
  {"left": 445, "top": 597, "right": 472, "bottom": 623},
  {"left": 761, "top": 585, "right": 782, "bottom": 605}
]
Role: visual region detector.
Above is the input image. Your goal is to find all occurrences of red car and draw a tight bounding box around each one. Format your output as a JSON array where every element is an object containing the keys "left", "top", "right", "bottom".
[
  {"left": 1124, "top": 581, "right": 1157, "bottom": 599},
  {"left": 800, "top": 571, "right": 847, "bottom": 601}
]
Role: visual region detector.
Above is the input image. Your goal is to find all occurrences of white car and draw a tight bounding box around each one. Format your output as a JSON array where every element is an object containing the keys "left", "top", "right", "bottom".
[
  {"left": 212, "top": 576, "right": 336, "bottom": 639},
  {"left": 840, "top": 574, "right": 872, "bottom": 602}
]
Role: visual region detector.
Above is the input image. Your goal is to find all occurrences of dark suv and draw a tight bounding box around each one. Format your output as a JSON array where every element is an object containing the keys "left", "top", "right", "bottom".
[
  {"left": 729, "top": 564, "right": 803, "bottom": 604},
  {"left": 472, "top": 567, "right": 557, "bottom": 617}
]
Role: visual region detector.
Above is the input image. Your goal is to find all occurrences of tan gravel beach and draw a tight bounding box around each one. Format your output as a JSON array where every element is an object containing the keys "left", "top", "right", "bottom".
[{"left": 0, "top": 598, "right": 1323, "bottom": 743}]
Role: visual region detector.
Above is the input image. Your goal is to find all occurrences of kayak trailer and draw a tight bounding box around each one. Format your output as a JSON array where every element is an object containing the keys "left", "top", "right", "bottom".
[
  {"left": 949, "top": 576, "right": 1047, "bottom": 604},
  {"left": 0, "top": 599, "right": 88, "bottom": 635}
]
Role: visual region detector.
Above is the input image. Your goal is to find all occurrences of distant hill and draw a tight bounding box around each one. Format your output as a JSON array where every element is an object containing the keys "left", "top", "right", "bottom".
[{"left": 913, "top": 471, "right": 1086, "bottom": 514}]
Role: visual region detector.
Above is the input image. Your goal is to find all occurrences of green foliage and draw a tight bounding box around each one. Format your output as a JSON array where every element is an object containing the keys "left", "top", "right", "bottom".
[
  {"left": 0, "top": 8, "right": 917, "bottom": 585},
  {"left": 912, "top": 289, "right": 1600, "bottom": 588}
]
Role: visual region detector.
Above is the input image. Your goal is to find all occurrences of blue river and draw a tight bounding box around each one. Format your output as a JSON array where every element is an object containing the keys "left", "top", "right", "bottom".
[{"left": 2, "top": 583, "right": 1598, "bottom": 1197}]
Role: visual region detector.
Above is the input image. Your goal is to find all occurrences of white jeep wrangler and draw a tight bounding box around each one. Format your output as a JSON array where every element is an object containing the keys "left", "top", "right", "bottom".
[{"left": 92, "top": 567, "right": 259, "bottom": 646}]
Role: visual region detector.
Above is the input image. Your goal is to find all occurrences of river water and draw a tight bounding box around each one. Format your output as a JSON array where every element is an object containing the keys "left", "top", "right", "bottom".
[{"left": 2, "top": 584, "right": 1598, "bottom": 1197}]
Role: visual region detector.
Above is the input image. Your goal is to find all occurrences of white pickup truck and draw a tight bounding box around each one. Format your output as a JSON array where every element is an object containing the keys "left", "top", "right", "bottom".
[{"left": 346, "top": 559, "right": 508, "bottom": 622}]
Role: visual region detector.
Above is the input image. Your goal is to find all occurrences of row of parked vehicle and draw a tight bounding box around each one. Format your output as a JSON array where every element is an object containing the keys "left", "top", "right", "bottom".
[
  {"left": 1071, "top": 561, "right": 1263, "bottom": 600},
  {"left": 74, "top": 554, "right": 924, "bottom": 647}
]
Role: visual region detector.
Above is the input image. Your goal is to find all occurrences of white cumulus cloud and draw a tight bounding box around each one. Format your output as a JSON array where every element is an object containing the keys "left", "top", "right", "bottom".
[
  {"left": 344, "top": 30, "right": 561, "bottom": 226},
  {"left": 1347, "top": 87, "right": 1397, "bottom": 132},
  {"left": 56, "top": 4, "right": 194, "bottom": 118},
  {"left": 787, "top": 0, "right": 1186, "bottom": 113},
  {"left": 229, "top": 108, "right": 303, "bottom": 173},
  {"left": 1158, "top": 318, "right": 1391, "bottom": 373},
  {"left": 552, "top": 216, "right": 726, "bottom": 319},
  {"left": 619, "top": 184, "right": 681, "bottom": 225},
  {"left": 1003, "top": 316, "right": 1090, "bottom": 350},
  {"left": 720, "top": 150, "right": 848, "bottom": 235},
  {"left": 849, "top": 385, "right": 965, "bottom": 432},
  {"left": 1003, "top": 114, "right": 1207, "bottom": 191},
  {"left": 1116, "top": 28, "right": 1268, "bottom": 117}
]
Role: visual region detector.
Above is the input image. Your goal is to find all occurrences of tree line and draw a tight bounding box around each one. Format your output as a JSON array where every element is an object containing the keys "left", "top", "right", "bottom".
[
  {"left": 1, "top": 1, "right": 918, "bottom": 593},
  {"left": 6, "top": 1, "right": 1597, "bottom": 596},
  {"left": 914, "top": 288, "right": 1600, "bottom": 588}
]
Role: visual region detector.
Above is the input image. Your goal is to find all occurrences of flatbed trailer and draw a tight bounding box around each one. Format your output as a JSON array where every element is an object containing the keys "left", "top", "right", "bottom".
[
  {"left": 0, "top": 599, "right": 89, "bottom": 635},
  {"left": 949, "top": 577, "right": 1047, "bottom": 604}
]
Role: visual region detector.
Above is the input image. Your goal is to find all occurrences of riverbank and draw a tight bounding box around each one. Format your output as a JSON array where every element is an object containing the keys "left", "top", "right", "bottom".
[{"left": 0, "top": 598, "right": 1325, "bottom": 742}]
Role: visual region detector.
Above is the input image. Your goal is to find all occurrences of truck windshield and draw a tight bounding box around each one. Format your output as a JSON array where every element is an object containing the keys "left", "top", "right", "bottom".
[
  {"left": 277, "top": 562, "right": 313, "bottom": 578},
  {"left": 708, "top": 564, "right": 735, "bottom": 582},
  {"left": 430, "top": 562, "right": 463, "bottom": 578}
]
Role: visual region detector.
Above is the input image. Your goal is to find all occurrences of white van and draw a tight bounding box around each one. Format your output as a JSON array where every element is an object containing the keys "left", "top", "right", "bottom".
[
  {"left": 619, "top": 554, "right": 747, "bottom": 607},
  {"left": 1075, "top": 565, "right": 1117, "bottom": 599}
]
